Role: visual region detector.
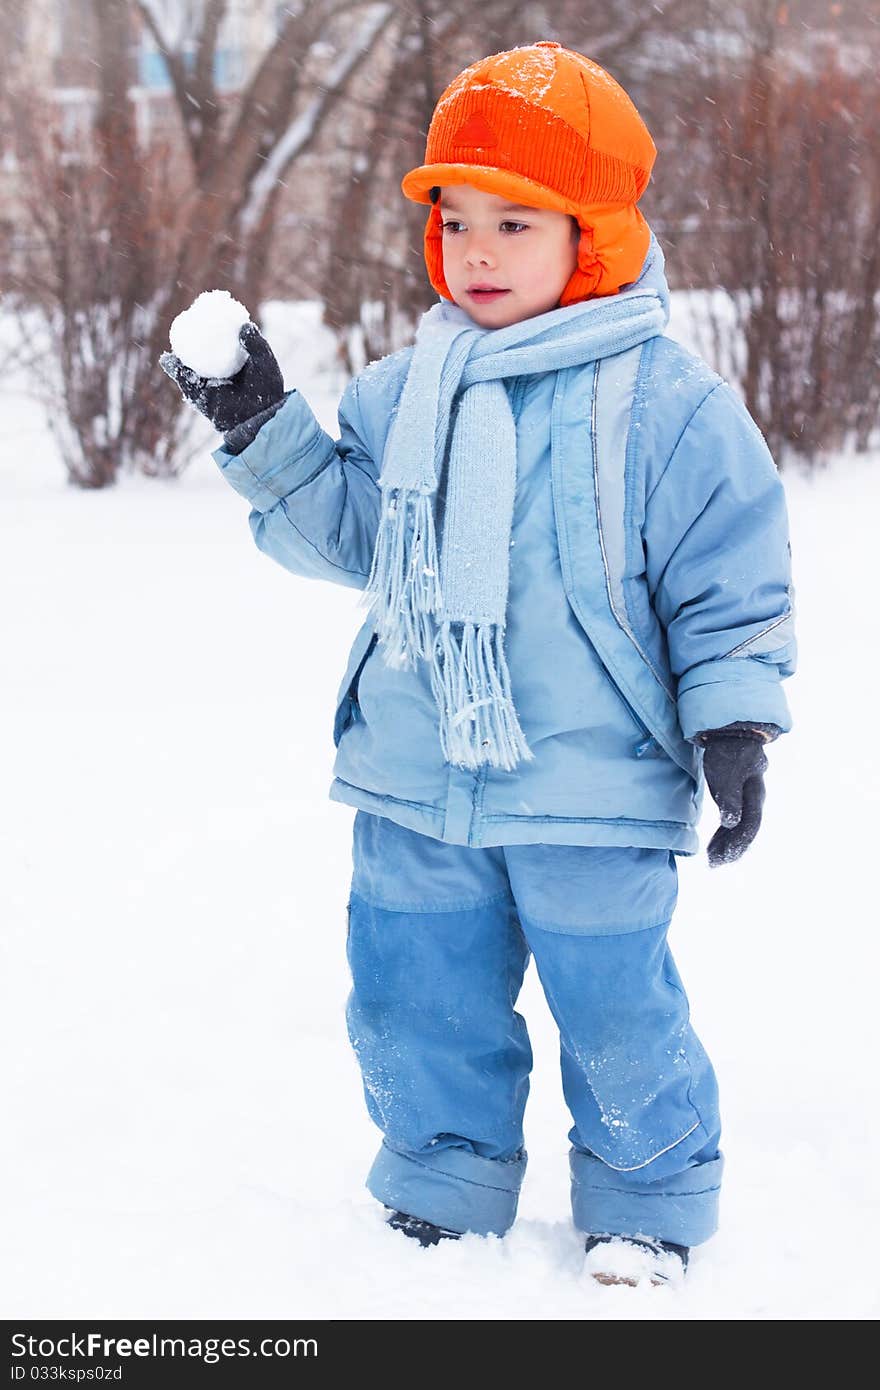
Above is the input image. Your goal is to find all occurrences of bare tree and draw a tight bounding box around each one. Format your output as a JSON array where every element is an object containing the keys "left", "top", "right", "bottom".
[
  {"left": 134, "top": 0, "right": 396, "bottom": 309},
  {"left": 5, "top": 3, "right": 189, "bottom": 485},
  {"left": 677, "top": 4, "right": 880, "bottom": 465},
  {"left": 5, "top": 0, "right": 398, "bottom": 486}
]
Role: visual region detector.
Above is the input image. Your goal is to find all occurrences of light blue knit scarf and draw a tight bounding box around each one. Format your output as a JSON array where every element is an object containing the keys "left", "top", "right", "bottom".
[{"left": 359, "top": 282, "right": 667, "bottom": 772}]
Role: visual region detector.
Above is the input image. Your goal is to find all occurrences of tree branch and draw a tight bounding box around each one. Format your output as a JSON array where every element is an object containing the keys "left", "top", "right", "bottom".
[
  {"left": 134, "top": 0, "right": 228, "bottom": 170},
  {"left": 238, "top": 3, "right": 395, "bottom": 238}
]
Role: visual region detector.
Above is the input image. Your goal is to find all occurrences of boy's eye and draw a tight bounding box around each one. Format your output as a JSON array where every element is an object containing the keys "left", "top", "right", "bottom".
[{"left": 440, "top": 221, "right": 529, "bottom": 234}]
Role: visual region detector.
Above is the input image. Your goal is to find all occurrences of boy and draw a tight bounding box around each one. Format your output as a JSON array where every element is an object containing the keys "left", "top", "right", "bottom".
[{"left": 161, "top": 42, "right": 796, "bottom": 1288}]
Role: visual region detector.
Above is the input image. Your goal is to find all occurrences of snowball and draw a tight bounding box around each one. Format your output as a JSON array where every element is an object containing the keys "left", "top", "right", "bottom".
[{"left": 169, "top": 290, "right": 251, "bottom": 379}]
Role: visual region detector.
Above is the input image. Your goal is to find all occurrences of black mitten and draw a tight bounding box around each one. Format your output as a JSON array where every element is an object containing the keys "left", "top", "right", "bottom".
[
  {"left": 159, "top": 320, "right": 285, "bottom": 434},
  {"left": 694, "top": 723, "right": 778, "bottom": 868}
]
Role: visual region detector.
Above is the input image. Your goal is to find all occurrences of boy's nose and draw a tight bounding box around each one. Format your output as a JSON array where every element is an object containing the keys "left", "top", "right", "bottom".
[{"left": 464, "top": 240, "right": 497, "bottom": 267}]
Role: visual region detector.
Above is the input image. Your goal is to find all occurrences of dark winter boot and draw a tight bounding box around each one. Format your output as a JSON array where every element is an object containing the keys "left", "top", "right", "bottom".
[
  {"left": 583, "top": 1232, "right": 689, "bottom": 1287},
  {"left": 384, "top": 1208, "right": 463, "bottom": 1247}
]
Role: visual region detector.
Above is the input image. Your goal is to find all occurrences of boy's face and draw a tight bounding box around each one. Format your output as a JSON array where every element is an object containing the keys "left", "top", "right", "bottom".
[{"left": 438, "top": 184, "right": 580, "bottom": 327}]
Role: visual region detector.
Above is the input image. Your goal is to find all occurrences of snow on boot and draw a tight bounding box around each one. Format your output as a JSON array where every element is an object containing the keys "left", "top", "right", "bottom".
[
  {"left": 385, "top": 1209, "right": 463, "bottom": 1247},
  {"left": 583, "top": 1233, "right": 689, "bottom": 1287}
]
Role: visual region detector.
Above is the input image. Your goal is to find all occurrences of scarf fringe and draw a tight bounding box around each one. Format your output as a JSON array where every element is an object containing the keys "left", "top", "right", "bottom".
[
  {"left": 430, "top": 620, "right": 534, "bottom": 772},
  {"left": 358, "top": 488, "right": 443, "bottom": 669}
]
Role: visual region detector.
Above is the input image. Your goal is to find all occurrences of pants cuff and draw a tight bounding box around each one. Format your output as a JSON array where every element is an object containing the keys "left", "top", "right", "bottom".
[
  {"left": 367, "top": 1140, "right": 527, "bottom": 1237},
  {"left": 570, "top": 1147, "right": 724, "bottom": 1247}
]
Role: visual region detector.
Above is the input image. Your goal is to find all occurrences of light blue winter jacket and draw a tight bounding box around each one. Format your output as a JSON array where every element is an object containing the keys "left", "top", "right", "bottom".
[{"left": 212, "top": 248, "right": 796, "bottom": 855}]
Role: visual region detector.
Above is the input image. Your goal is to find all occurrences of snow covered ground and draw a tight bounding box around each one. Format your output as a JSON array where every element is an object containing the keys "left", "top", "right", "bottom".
[{"left": 2, "top": 300, "right": 878, "bottom": 1321}]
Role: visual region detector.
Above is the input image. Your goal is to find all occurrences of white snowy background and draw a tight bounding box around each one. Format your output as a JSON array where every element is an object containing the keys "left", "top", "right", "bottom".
[{"left": 2, "top": 297, "right": 878, "bottom": 1321}]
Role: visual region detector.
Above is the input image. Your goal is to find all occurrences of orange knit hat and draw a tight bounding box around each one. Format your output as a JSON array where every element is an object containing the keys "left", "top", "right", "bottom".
[{"left": 401, "top": 41, "right": 657, "bottom": 305}]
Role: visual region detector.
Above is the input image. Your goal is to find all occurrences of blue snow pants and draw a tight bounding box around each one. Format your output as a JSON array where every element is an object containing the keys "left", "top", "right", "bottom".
[{"left": 345, "top": 811, "right": 724, "bottom": 1246}]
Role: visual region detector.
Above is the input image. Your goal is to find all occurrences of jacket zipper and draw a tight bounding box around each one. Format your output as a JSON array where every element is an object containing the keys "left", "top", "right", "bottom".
[
  {"left": 619, "top": 691, "right": 660, "bottom": 758},
  {"left": 509, "top": 376, "right": 528, "bottom": 413},
  {"left": 633, "top": 733, "right": 660, "bottom": 758}
]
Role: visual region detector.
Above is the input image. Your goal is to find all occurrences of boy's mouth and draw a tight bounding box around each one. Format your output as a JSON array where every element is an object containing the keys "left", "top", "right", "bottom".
[{"left": 467, "top": 286, "right": 509, "bottom": 302}]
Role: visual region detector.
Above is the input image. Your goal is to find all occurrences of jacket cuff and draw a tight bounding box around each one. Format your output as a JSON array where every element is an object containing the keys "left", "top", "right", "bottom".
[
  {"left": 677, "top": 659, "right": 792, "bottom": 742},
  {"left": 222, "top": 390, "right": 293, "bottom": 454},
  {"left": 692, "top": 721, "right": 782, "bottom": 747},
  {"left": 211, "top": 389, "right": 327, "bottom": 512}
]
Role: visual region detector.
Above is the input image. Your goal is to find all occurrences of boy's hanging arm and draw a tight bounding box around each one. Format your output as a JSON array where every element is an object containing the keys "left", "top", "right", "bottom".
[
  {"left": 642, "top": 380, "right": 797, "bottom": 867},
  {"left": 160, "top": 323, "right": 384, "bottom": 591},
  {"left": 691, "top": 723, "right": 778, "bottom": 868}
]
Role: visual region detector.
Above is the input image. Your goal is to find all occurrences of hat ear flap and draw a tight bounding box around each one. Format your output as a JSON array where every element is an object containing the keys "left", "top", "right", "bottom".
[
  {"left": 558, "top": 221, "right": 603, "bottom": 306},
  {"left": 576, "top": 221, "right": 598, "bottom": 275},
  {"left": 559, "top": 205, "right": 652, "bottom": 305},
  {"left": 424, "top": 200, "right": 455, "bottom": 302}
]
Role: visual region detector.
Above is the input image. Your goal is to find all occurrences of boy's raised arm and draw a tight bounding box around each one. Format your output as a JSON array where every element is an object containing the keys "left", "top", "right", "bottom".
[
  {"left": 643, "top": 380, "right": 797, "bottom": 743},
  {"left": 160, "top": 319, "right": 384, "bottom": 591},
  {"left": 212, "top": 373, "right": 382, "bottom": 590}
]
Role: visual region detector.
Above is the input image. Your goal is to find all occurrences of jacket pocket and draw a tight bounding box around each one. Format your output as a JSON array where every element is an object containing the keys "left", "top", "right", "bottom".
[{"left": 333, "top": 625, "right": 378, "bottom": 746}]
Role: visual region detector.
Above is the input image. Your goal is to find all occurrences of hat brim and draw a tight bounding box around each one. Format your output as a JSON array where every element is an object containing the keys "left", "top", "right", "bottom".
[{"left": 400, "top": 163, "right": 582, "bottom": 221}]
